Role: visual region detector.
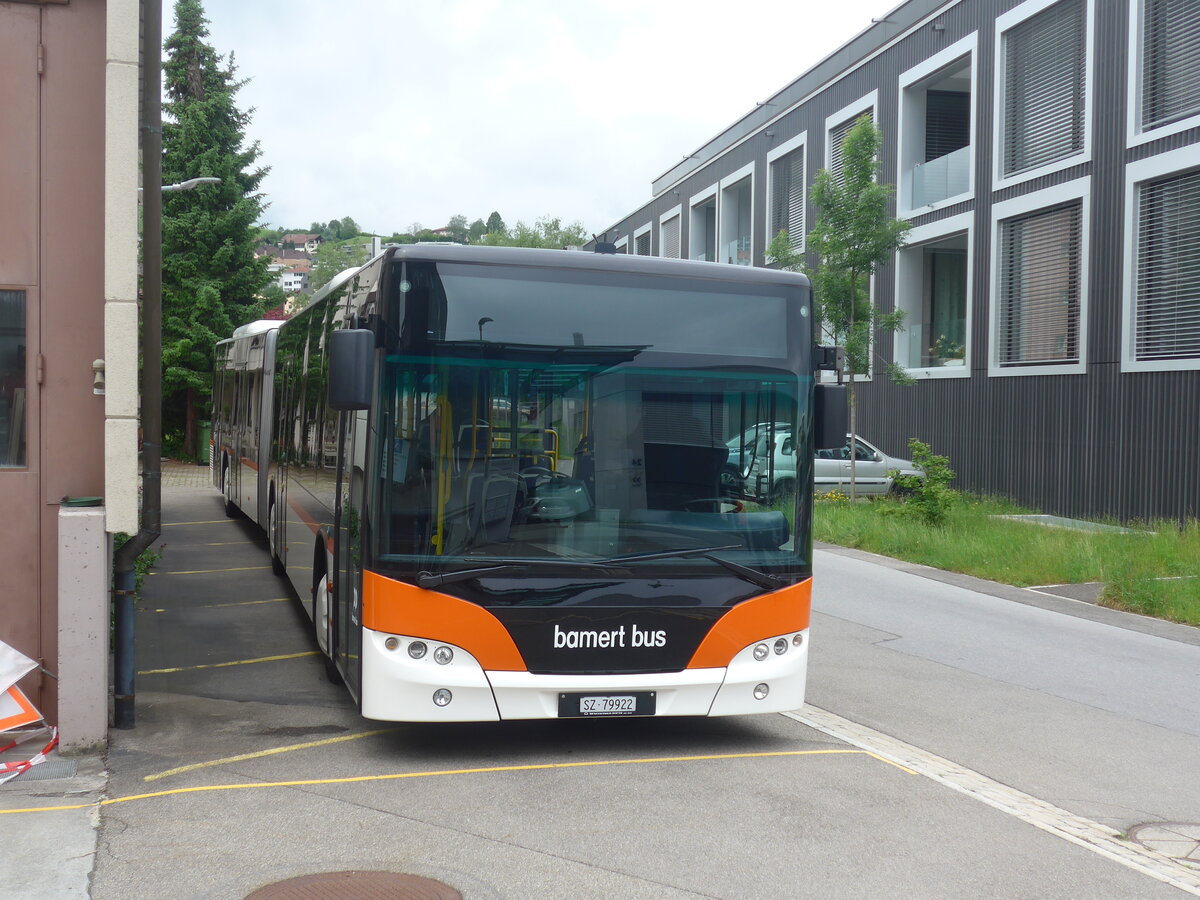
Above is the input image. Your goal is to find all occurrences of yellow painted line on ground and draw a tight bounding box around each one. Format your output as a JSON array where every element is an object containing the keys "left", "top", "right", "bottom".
[
  {"left": 150, "top": 565, "right": 271, "bottom": 576},
  {"left": 162, "top": 520, "right": 236, "bottom": 526},
  {"left": 2, "top": 748, "right": 905, "bottom": 815},
  {"left": 138, "top": 651, "right": 318, "bottom": 675},
  {"left": 153, "top": 598, "right": 288, "bottom": 613},
  {"left": 144, "top": 728, "right": 399, "bottom": 782}
]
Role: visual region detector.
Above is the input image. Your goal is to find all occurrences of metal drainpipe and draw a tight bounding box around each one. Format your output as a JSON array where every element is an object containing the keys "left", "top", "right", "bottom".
[{"left": 112, "top": 0, "right": 163, "bottom": 729}]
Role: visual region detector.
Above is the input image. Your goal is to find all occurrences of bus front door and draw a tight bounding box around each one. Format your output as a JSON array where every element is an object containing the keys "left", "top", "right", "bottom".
[{"left": 334, "top": 408, "right": 368, "bottom": 698}]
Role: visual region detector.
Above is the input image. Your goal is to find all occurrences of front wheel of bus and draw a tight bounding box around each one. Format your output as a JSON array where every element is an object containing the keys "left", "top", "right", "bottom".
[{"left": 313, "top": 564, "right": 342, "bottom": 685}]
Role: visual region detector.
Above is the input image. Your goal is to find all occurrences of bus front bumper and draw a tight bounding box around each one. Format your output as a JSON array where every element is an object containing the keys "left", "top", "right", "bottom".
[{"left": 361, "top": 627, "right": 808, "bottom": 722}]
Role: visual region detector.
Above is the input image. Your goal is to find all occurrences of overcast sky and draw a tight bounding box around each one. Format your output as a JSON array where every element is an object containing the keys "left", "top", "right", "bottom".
[{"left": 193, "top": 0, "right": 898, "bottom": 237}]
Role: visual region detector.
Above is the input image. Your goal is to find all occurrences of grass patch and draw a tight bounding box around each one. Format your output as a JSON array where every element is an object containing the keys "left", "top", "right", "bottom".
[{"left": 812, "top": 494, "right": 1200, "bottom": 626}]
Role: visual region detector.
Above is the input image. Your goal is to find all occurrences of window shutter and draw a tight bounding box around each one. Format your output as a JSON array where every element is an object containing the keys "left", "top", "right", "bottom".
[
  {"left": 998, "top": 202, "right": 1082, "bottom": 366},
  {"left": 661, "top": 216, "right": 680, "bottom": 259},
  {"left": 1136, "top": 168, "right": 1200, "bottom": 361},
  {"left": 829, "top": 112, "right": 870, "bottom": 186},
  {"left": 1143, "top": 0, "right": 1200, "bottom": 129},
  {"left": 770, "top": 148, "right": 805, "bottom": 249},
  {"left": 925, "top": 90, "right": 971, "bottom": 161},
  {"left": 1002, "top": 0, "right": 1086, "bottom": 176},
  {"left": 635, "top": 232, "right": 651, "bottom": 256}
]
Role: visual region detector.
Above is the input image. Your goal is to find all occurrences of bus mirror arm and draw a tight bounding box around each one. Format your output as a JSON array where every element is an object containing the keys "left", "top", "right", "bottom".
[{"left": 328, "top": 329, "right": 375, "bottom": 411}]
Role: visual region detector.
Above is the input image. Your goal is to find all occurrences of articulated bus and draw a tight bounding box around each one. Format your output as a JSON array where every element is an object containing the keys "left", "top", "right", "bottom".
[{"left": 213, "top": 243, "right": 843, "bottom": 721}]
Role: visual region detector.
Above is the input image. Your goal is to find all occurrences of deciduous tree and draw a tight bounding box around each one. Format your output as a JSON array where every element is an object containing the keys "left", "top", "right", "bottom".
[{"left": 767, "top": 115, "right": 911, "bottom": 496}]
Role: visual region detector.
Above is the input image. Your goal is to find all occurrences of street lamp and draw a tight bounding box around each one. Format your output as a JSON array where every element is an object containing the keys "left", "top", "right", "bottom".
[{"left": 138, "top": 176, "right": 221, "bottom": 193}]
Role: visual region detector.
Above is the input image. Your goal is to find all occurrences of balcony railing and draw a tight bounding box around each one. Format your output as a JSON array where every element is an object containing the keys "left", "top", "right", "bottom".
[{"left": 911, "top": 145, "right": 971, "bottom": 208}]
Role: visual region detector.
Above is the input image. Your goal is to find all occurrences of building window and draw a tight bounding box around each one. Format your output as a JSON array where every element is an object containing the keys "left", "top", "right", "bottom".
[
  {"left": 689, "top": 186, "right": 717, "bottom": 262},
  {"left": 1133, "top": 167, "right": 1200, "bottom": 362},
  {"left": 894, "top": 214, "right": 972, "bottom": 376},
  {"left": 719, "top": 166, "right": 753, "bottom": 266},
  {"left": 0, "top": 290, "right": 27, "bottom": 468},
  {"left": 1141, "top": 0, "right": 1200, "bottom": 131},
  {"left": 634, "top": 224, "right": 651, "bottom": 256},
  {"left": 825, "top": 92, "right": 877, "bottom": 189},
  {"left": 898, "top": 34, "right": 976, "bottom": 214},
  {"left": 768, "top": 134, "right": 806, "bottom": 250},
  {"left": 614, "top": 236, "right": 628, "bottom": 254},
  {"left": 828, "top": 113, "right": 871, "bottom": 186},
  {"left": 659, "top": 210, "right": 681, "bottom": 259},
  {"left": 997, "top": 202, "right": 1083, "bottom": 368},
  {"left": 1000, "top": 0, "right": 1087, "bottom": 180}
]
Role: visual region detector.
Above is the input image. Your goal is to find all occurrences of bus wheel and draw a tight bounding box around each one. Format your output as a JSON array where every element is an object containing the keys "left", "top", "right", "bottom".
[
  {"left": 268, "top": 501, "right": 285, "bottom": 576},
  {"left": 313, "top": 567, "right": 342, "bottom": 685},
  {"left": 222, "top": 465, "right": 236, "bottom": 518}
]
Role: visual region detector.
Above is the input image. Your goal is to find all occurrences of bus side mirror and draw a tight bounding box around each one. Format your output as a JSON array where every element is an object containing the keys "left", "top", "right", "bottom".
[
  {"left": 329, "top": 329, "right": 374, "bottom": 410},
  {"left": 813, "top": 383, "right": 847, "bottom": 451}
]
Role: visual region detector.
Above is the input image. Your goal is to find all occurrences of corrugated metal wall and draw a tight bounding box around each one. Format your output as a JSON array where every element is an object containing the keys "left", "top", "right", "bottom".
[{"left": 600, "top": 0, "right": 1200, "bottom": 522}]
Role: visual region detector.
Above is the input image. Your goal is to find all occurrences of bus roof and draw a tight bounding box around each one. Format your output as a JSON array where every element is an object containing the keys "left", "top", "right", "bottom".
[
  {"left": 226, "top": 244, "right": 811, "bottom": 342},
  {"left": 380, "top": 243, "right": 811, "bottom": 288}
]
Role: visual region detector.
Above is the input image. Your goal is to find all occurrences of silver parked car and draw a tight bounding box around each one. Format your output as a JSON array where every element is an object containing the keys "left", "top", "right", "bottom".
[{"left": 742, "top": 431, "right": 924, "bottom": 501}]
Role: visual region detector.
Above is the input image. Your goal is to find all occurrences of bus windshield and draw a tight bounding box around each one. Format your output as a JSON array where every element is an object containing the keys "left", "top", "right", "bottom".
[
  {"left": 377, "top": 362, "right": 802, "bottom": 580},
  {"left": 373, "top": 261, "right": 806, "bottom": 590}
]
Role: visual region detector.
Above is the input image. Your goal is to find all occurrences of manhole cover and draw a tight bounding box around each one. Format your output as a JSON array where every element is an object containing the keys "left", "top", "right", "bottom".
[
  {"left": 1128, "top": 822, "right": 1200, "bottom": 867},
  {"left": 245, "top": 871, "right": 462, "bottom": 900}
]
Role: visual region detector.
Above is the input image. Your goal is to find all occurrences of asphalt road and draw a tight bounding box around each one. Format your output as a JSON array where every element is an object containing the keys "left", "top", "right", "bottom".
[{"left": 86, "top": 486, "right": 1200, "bottom": 899}]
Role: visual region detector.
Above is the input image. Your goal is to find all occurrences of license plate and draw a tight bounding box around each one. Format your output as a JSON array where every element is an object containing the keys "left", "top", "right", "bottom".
[{"left": 559, "top": 691, "right": 656, "bottom": 717}]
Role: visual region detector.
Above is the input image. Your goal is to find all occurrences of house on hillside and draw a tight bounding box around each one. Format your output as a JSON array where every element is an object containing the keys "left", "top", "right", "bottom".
[
  {"left": 263, "top": 248, "right": 312, "bottom": 294},
  {"left": 589, "top": 0, "right": 1200, "bottom": 524},
  {"left": 280, "top": 233, "right": 321, "bottom": 255}
]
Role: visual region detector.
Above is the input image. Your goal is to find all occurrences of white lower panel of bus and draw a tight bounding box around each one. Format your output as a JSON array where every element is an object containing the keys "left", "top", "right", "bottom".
[{"left": 360, "top": 627, "right": 809, "bottom": 722}]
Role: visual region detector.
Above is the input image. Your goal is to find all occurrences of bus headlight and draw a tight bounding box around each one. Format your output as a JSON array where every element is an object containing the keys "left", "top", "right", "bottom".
[
  {"left": 773, "top": 638, "right": 788, "bottom": 655},
  {"left": 753, "top": 643, "right": 769, "bottom": 661},
  {"left": 433, "top": 689, "right": 453, "bottom": 707},
  {"left": 433, "top": 645, "right": 454, "bottom": 665},
  {"left": 408, "top": 641, "right": 427, "bottom": 659},
  {"left": 753, "top": 683, "right": 770, "bottom": 700}
]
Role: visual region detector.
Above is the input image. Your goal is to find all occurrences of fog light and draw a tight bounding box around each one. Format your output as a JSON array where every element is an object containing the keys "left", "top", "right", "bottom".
[
  {"left": 793, "top": 633, "right": 804, "bottom": 647},
  {"left": 433, "top": 645, "right": 454, "bottom": 665},
  {"left": 773, "top": 638, "right": 788, "bottom": 655},
  {"left": 433, "top": 689, "right": 453, "bottom": 707},
  {"left": 384, "top": 637, "right": 399, "bottom": 651},
  {"left": 753, "top": 643, "right": 769, "bottom": 661},
  {"left": 408, "top": 641, "right": 427, "bottom": 659},
  {"left": 753, "top": 683, "right": 770, "bottom": 701}
]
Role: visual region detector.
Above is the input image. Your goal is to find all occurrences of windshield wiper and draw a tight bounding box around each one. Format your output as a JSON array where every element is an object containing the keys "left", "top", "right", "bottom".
[
  {"left": 417, "top": 559, "right": 625, "bottom": 588},
  {"left": 607, "top": 544, "right": 788, "bottom": 591},
  {"left": 418, "top": 545, "right": 788, "bottom": 591}
]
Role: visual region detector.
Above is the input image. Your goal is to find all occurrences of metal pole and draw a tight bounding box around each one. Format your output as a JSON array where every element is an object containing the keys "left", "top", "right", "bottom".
[{"left": 112, "top": 0, "right": 163, "bottom": 729}]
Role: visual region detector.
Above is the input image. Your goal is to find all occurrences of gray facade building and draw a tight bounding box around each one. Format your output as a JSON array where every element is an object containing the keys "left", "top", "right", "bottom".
[{"left": 592, "top": 0, "right": 1200, "bottom": 523}]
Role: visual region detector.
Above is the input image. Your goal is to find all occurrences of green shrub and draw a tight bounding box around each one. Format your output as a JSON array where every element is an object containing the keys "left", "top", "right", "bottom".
[{"left": 892, "top": 439, "right": 956, "bottom": 527}]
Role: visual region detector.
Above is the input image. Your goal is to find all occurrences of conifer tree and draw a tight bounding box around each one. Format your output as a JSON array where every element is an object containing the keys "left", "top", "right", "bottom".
[{"left": 161, "top": 0, "right": 271, "bottom": 455}]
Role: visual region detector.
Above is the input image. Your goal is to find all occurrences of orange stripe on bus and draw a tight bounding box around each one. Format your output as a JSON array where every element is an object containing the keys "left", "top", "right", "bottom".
[
  {"left": 361, "top": 571, "right": 526, "bottom": 671},
  {"left": 686, "top": 579, "right": 811, "bottom": 669}
]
